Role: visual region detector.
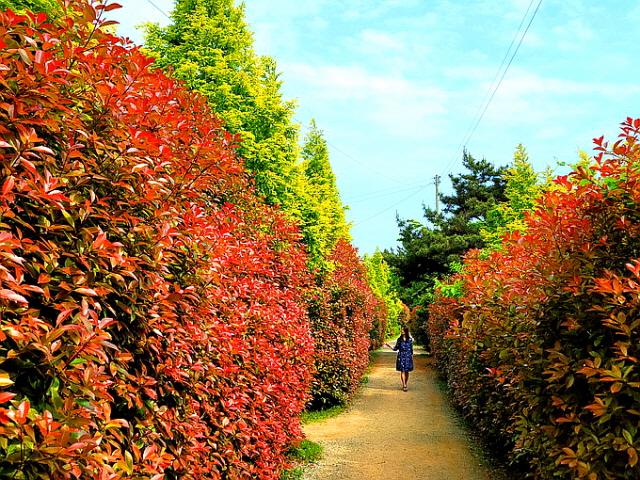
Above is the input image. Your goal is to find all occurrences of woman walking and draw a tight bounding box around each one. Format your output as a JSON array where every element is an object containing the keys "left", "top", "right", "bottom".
[{"left": 385, "top": 326, "right": 414, "bottom": 391}]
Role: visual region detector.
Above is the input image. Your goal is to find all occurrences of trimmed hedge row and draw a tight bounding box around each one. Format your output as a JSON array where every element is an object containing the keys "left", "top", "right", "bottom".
[
  {"left": 0, "top": 4, "right": 314, "bottom": 478},
  {"left": 307, "top": 240, "right": 385, "bottom": 409},
  {"left": 429, "top": 119, "right": 640, "bottom": 479}
]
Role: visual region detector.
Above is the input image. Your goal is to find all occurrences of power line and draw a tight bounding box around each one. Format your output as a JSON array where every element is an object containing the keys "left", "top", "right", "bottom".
[
  {"left": 346, "top": 184, "right": 430, "bottom": 205},
  {"left": 144, "top": 0, "right": 171, "bottom": 19},
  {"left": 352, "top": 183, "right": 432, "bottom": 227},
  {"left": 295, "top": 118, "right": 407, "bottom": 185},
  {"left": 461, "top": 0, "right": 543, "bottom": 155},
  {"left": 441, "top": 0, "right": 544, "bottom": 176},
  {"left": 344, "top": 182, "right": 429, "bottom": 201},
  {"left": 325, "top": 139, "right": 407, "bottom": 185},
  {"left": 448, "top": 0, "right": 536, "bottom": 170}
]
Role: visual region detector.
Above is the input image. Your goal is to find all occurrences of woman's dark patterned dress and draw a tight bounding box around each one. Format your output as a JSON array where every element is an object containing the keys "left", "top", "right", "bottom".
[{"left": 393, "top": 336, "right": 414, "bottom": 372}]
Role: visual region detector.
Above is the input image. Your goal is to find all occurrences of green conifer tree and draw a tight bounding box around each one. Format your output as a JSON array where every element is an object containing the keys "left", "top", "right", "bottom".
[
  {"left": 482, "top": 144, "right": 543, "bottom": 248},
  {"left": 385, "top": 151, "right": 506, "bottom": 307},
  {"left": 363, "top": 250, "right": 403, "bottom": 337},
  {"left": 144, "top": 0, "right": 300, "bottom": 210},
  {"left": 299, "top": 120, "right": 351, "bottom": 268}
]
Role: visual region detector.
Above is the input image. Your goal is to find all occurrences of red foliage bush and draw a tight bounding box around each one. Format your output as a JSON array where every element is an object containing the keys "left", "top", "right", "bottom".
[
  {"left": 307, "top": 240, "right": 384, "bottom": 409},
  {"left": 429, "top": 119, "right": 640, "bottom": 479},
  {"left": 0, "top": 3, "right": 314, "bottom": 478}
]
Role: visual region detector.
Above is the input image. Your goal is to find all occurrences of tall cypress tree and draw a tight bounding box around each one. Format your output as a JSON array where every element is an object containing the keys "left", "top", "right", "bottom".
[
  {"left": 363, "top": 249, "right": 403, "bottom": 337},
  {"left": 144, "top": 0, "right": 301, "bottom": 210},
  {"left": 299, "top": 120, "right": 350, "bottom": 268},
  {"left": 482, "top": 144, "right": 543, "bottom": 249}
]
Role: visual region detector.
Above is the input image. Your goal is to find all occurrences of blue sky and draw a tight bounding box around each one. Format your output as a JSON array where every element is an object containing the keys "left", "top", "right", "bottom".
[{"left": 110, "top": 0, "right": 640, "bottom": 254}]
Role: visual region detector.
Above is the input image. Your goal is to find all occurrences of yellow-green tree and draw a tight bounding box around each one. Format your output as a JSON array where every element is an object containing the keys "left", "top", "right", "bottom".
[
  {"left": 0, "top": 0, "right": 59, "bottom": 14},
  {"left": 144, "top": 0, "right": 301, "bottom": 210},
  {"left": 363, "top": 249, "right": 404, "bottom": 338},
  {"left": 481, "top": 144, "right": 544, "bottom": 249},
  {"left": 299, "top": 120, "right": 351, "bottom": 269}
]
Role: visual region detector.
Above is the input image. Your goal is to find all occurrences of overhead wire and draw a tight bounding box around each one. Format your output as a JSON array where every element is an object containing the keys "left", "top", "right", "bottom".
[
  {"left": 346, "top": 184, "right": 430, "bottom": 205},
  {"left": 143, "top": 0, "right": 171, "bottom": 19},
  {"left": 459, "top": 0, "right": 544, "bottom": 160},
  {"left": 355, "top": 1, "right": 544, "bottom": 225},
  {"left": 448, "top": 0, "right": 536, "bottom": 168},
  {"left": 440, "top": 0, "right": 544, "bottom": 176},
  {"left": 352, "top": 183, "right": 433, "bottom": 227},
  {"left": 345, "top": 182, "right": 429, "bottom": 201},
  {"left": 294, "top": 117, "right": 408, "bottom": 185},
  {"left": 324, "top": 140, "right": 408, "bottom": 185}
]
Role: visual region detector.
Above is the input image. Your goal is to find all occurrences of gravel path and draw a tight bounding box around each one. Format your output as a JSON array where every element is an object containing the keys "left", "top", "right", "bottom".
[{"left": 302, "top": 346, "right": 497, "bottom": 480}]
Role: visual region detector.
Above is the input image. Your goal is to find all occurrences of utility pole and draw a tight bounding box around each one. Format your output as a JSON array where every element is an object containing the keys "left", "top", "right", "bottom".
[{"left": 434, "top": 174, "right": 441, "bottom": 214}]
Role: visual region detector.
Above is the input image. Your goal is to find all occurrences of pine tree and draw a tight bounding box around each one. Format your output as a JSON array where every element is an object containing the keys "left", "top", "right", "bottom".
[
  {"left": 386, "top": 151, "right": 506, "bottom": 307},
  {"left": 438, "top": 150, "right": 507, "bottom": 243}
]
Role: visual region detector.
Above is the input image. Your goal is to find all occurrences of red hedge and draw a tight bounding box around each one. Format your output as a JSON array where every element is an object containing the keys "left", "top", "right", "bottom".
[
  {"left": 307, "top": 240, "right": 385, "bottom": 409},
  {"left": 0, "top": 4, "right": 313, "bottom": 479},
  {"left": 429, "top": 119, "right": 640, "bottom": 479}
]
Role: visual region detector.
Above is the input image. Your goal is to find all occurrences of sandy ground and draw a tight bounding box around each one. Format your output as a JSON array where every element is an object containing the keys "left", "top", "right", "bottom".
[{"left": 302, "top": 345, "right": 497, "bottom": 480}]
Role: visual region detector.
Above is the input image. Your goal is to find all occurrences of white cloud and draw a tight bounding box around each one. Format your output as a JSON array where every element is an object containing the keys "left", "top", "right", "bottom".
[
  {"left": 495, "top": 69, "right": 638, "bottom": 98},
  {"left": 552, "top": 18, "right": 595, "bottom": 51},
  {"left": 456, "top": 67, "right": 640, "bottom": 151},
  {"left": 359, "top": 29, "right": 404, "bottom": 51},
  {"left": 284, "top": 63, "right": 448, "bottom": 137}
]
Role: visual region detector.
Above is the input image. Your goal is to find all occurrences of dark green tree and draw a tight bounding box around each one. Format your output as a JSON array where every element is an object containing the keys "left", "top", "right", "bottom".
[
  {"left": 437, "top": 150, "right": 508, "bottom": 248},
  {"left": 386, "top": 151, "right": 507, "bottom": 308}
]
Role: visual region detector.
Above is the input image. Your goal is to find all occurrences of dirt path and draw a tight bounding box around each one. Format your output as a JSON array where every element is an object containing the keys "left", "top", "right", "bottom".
[{"left": 302, "top": 346, "right": 497, "bottom": 480}]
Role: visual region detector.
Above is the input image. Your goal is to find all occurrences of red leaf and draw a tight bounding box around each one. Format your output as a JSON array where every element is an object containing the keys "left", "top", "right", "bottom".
[
  {"left": 0, "top": 289, "right": 28, "bottom": 304},
  {"left": 104, "top": 2, "right": 123, "bottom": 11},
  {"left": 16, "top": 399, "right": 29, "bottom": 424},
  {"left": 0, "top": 392, "right": 15, "bottom": 404},
  {"left": 0, "top": 409, "right": 11, "bottom": 424},
  {"left": 74, "top": 287, "right": 98, "bottom": 296},
  {"left": 1, "top": 176, "right": 15, "bottom": 195}
]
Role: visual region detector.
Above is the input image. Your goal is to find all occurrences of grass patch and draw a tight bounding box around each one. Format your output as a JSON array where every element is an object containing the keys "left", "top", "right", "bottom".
[
  {"left": 301, "top": 405, "right": 346, "bottom": 424},
  {"left": 279, "top": 440, "right": 323, "bottom": 480},
  {"left": 290, "top": 439, "right": 323, "bottom": 462},
  {"left": 280, "top": 466, "right": 304, "bottom": 480}
]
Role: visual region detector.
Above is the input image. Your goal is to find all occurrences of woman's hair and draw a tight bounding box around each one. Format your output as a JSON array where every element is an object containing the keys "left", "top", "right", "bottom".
[{"left": 401, "top": 325, "right": 410, "bottom": 340}]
